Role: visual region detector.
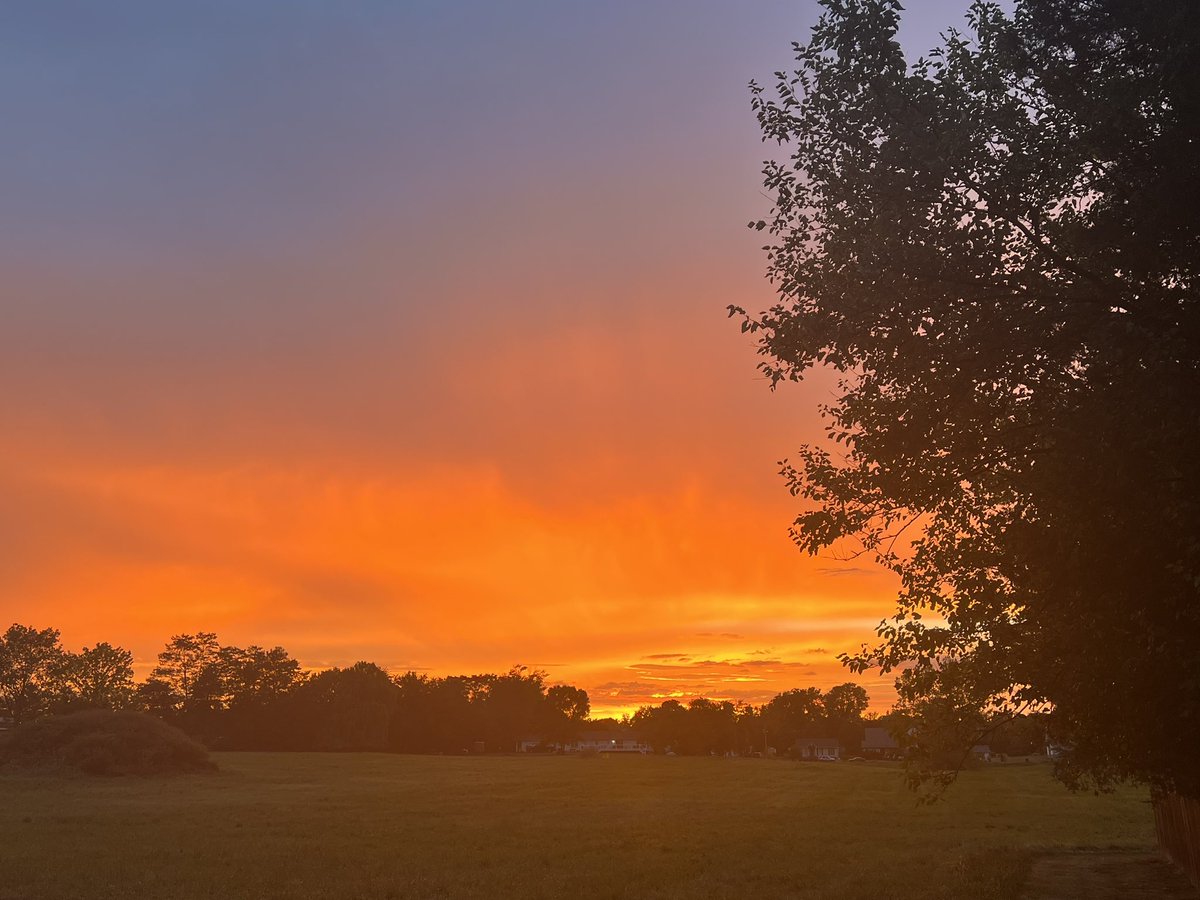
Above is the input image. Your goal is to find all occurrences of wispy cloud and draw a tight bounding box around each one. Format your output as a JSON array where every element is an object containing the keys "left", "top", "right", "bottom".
[{"left": 816, "top": 566, "right": 877, "bottom": 578}]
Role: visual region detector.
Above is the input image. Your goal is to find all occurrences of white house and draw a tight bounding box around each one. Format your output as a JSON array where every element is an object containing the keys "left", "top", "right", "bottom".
[
  {"left": 568, "top": 730, "right": 651, "bottom": 754},
  {"left": 794, "top": 738, "right": 842, "bottom": 760},
  {"left": 516, "top": 730, "right": 651, "bottom": 754}
]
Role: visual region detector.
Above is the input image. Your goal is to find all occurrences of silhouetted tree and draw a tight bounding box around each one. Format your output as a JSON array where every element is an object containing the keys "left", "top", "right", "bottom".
[
  {"left": 146, "top": 632, "right": 222, "bottom": 714},
  {"left": 390, "top": 672, "right": 477, "bottom": 753},
  {"left": 680, "top": 698, "right": 740, "bottom": 755},
  {"left": 631, "top": 700, "right": 690, "bottom": 753},
  {"left": 0, "top": 624, "right": 64, "bottom": 724},
  {"left": 59, "top": 643, "right": 135, "bottom": 711},
  {"left": 738, "top": 0, "right": 1200, "bottom": 795},
  {"left": 629, "top": 698, "right": 743, "bottom": 755},
  {"left": 0, "top": 621, "right": 621, "bottom": 753},
  {"left": 217, "top": 645, "right": 304, "bottom": 749},
  {"left": 823, "top": 683, "right": 869, "bottom": 751},
  {"left": 824, "top": 683, "right": 868, "bottom": 722},
  {"left": 292, "top": 662, "right": 397, "bottom": 751},
  {"left": 733, "top": 702, "right": 764, "bottom": 755},
  {"left": 475, "top": 667, "right": 552, "bottom": 752},
  {"left": 543, "top": 683, "right": 590, "bottom": 746},
  {"left": 761, "top": 688, "right": 824, "bottom": 752},
  {"left": 135, "top": 678, "right": 180, "bottom": 720},
  {"left": 546, "top": 684, "right": 590, "bottom": 722},
  {"left": 220, "top": 645, "right": 303, "bottom": 705},
  {"left": 987, "top": 712, "right": 1045, "bottom": 757}
]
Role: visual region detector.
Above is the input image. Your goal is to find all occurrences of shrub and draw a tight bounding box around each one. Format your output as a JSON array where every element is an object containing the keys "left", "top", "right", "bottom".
[{"left": 0, "top": 710, "right": 217, "bottom": 776}]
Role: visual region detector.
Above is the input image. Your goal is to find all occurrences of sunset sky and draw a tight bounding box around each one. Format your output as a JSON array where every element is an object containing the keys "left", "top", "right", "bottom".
[{"left": 2, "top": 1, "right": 977, "bottom": 716}]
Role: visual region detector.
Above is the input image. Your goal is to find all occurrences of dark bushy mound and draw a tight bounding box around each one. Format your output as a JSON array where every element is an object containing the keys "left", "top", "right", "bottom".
[{"left": 0, "top": 710, "right": 217, "bottom": 776}]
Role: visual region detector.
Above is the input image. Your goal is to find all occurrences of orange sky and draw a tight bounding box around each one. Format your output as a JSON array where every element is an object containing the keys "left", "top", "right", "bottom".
[
  {"left": 0, "top": 263, "right": 901, "bottom": 716},
  {"left": 0, "top": 1, "right": 975, "bottom": 716}
]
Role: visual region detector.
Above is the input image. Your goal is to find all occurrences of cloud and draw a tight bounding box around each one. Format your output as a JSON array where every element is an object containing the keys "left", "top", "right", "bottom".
[
  {"left": 816, "top": 566, "right": 878, "bottom": 578},
  {"left": 576, "top": 648, "right": 898, "bottom": 716}
]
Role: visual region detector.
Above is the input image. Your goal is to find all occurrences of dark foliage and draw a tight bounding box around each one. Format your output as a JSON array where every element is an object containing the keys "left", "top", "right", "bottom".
[
  {"left": 0, "top": 624, "right": 65, "bottom": 724},
  {"left": 0, "top": 710, "right": 217, "bottom": 776},
  {"left": 133, "top": 633, "right": 595, "bottom": 754},
  {"left": 2, "top": 624, "right": 879, "bottom": 758},
  {"left": 631, "top": 683, "right": 869, "bottom": 755},
  {"left": 738, "top": 0, "right": 1200, "bottom": 796}
]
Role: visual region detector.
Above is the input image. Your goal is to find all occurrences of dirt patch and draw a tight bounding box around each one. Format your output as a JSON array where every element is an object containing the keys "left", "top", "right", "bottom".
[{"left": 1021, "top": 850, "right": 1198, "bottom": 899}]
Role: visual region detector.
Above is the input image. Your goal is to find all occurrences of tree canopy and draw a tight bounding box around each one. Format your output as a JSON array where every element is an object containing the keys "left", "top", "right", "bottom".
[
  {"left": 737, "top": 0, "right": 1200, "bottom": 796},
  {"left": 3, "top": 622, "right": 886, "bottom": 758},
  {"left": 0, "top": 624, "right": 64, "bottom": 724}
]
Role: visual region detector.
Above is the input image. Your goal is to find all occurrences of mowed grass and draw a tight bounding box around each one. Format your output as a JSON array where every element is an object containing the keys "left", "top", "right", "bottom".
[{"left": 1, "top": 754, "right": 1154, "bottom": 900}]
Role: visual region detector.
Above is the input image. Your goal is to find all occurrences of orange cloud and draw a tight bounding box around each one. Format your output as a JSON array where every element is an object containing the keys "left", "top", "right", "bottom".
[
  {"left": 0, "top": 246, "right": 898, "bottom": 717},
  {"left": 0, "top": 433, "right": 898, "bottom": 716}
]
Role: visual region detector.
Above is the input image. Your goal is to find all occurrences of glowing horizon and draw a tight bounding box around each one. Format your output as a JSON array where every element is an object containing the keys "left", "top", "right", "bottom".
[{"left": 1, "top": 1, "right": 978, "bottom": 720}]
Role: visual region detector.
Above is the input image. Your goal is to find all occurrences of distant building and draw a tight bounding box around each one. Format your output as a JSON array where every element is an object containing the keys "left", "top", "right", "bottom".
[
  {"left": 794, "top": 738, "right": 842, "bottom": 760},
  {"left": 862, "top": 726, "right": 901, "bottom": 759},
  {"left": 516, "top": 730, "right": 651, "bottom": 754},
  {"left": 969, "top": 744, "right": 992, "bottom": 762}
]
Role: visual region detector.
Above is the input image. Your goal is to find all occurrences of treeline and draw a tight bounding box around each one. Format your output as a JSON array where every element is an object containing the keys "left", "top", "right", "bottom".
[
  {"left": 631, "top": 684, "right": 869, "bottom": 756},
  {"left": 629, "top": 692, "right": 1046, "bottom": 758},
  {"left": 0, "top": 625, "right": 589, "bottom": 752},
  {"left": 0, "top": 624, "right": 1044, "bottom": 758}
]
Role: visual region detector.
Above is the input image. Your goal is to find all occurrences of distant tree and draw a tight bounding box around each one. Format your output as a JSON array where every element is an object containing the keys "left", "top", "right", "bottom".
[
  {"left": 135, "top": 678, "right": 179, "bottom": 719},
  {"left": 475, "top": 667, "right": 551, "bottom": 752},
  {"left": 987, "top": 712, "right": 1046, "bottom": 758},
  {"left": 738, "top": 0, "right": 1200, "bottom": 795},
  {"left": 215, "top": 645, "right": 304, "bottom": 749},
  {"left": 761, "top": 688, "right": 824, "bottom": 752},
  {"left": 823, "top": 683, "right": 870, "bottom": 752},
  {"left": 631, "top": 700, "right": 689, "bottom": 753},
  {"left": 546, "top": 684, "right": 590, "bottom": 722},
  {"left": 390, "top": 672, "right": 477, "bottom": 754},
  {"left": 629, "top": 698, "right": 754, "bottom": 755},
  {"left": 428, "top": 675, "right": 477, "bottom": 751},
  {"left": 733, "top": 702, "right": 764, "bottom": 755},
  {"left": 220, "top": 645, "right": 302, "bottom": 706},
  {"left": 823, "top": 684, "right": 868, "bottom": 723},
  {"left": 0, "top": 624, "right": 65, "bottom": 724},
  {"left": 541, "top": 683, "right": 590, "bottom": 747},
  {"left": 147, "top": 633, "right": 222, "bottom": 713},
  {"left": 680, "top": 698, "right": 740, "bottom": 755},
  {"left": 294, "top": 662, "right": 397, "bottom": 751},
  {"left": 60, "top": 643, "right": 135, "bottom": 711},
  {"left": 391, "top": 672, "right": 437, "bottom": 752}
]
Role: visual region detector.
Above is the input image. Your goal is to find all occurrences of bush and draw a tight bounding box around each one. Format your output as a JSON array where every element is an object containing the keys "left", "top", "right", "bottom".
[{"left": 0, "top": 710, "right": 217, "bottom": 776}]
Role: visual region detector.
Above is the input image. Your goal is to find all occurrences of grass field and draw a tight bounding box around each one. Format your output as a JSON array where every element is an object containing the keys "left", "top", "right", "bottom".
[{"left": 0, "top": 753, "right": 1155, "bottom": 900}]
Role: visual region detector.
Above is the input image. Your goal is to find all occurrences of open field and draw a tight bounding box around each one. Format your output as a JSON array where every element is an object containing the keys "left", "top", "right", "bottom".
[{"left": 0, "top": 754, "right": 1158, "bottom": 900}]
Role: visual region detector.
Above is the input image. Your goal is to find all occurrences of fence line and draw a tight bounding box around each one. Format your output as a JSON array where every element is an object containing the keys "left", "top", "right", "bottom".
[{"left": 1154, "top": 791, "right": 1200, "bottom": 889}]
